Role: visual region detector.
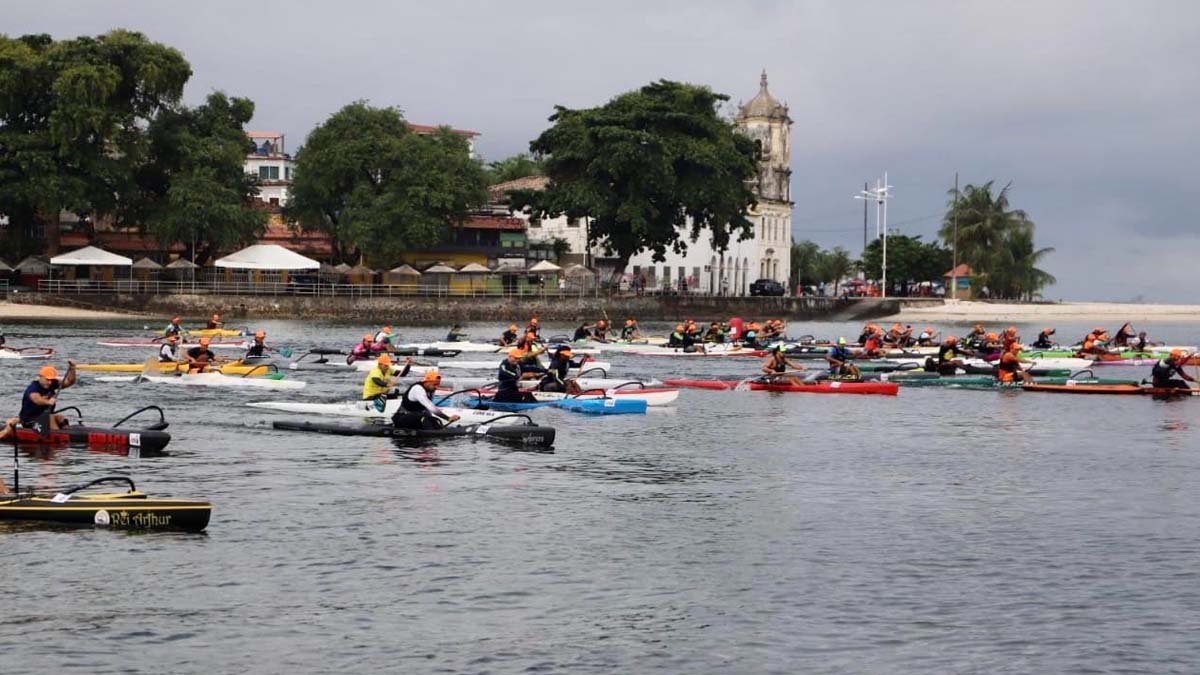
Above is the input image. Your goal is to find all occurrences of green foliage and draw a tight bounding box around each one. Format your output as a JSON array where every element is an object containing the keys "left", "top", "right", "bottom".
[
  {"left": 861, "top": 234, "right": 953, "bottom": 295},
  {"left": 139, "top": 93, "right": 267, "bottom": 265},
  {"left": 286, "top": 102, "right": 489, "bottom": 265},
  {"left": 940, "top": 181, "right": 1054, "bottom": 299},
  {"left": 485, "top": 153, "right": 544, "bottom": 185},
  {"left": 513, "top": 80, "right": 759, "bottom": 276},
  {"left": 0, "top": 31, "right": 191, "bottom": 231},
  {"left": 790, "top": 239, "right": 857, "bottom": 293}
]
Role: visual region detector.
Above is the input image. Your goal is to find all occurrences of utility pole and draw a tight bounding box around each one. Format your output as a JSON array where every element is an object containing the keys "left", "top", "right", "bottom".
[
  {"left": 854, "top": 173, "right": 893, "bottom": 299},
  {"left": 862, "top": 181, "right": 868, "bottom": 254},
  {"left": 951, "top": 172, "right": 959, "bottom": 300}
]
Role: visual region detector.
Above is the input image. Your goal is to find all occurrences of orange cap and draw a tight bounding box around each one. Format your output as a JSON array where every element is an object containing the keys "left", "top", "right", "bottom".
[
  {"left": 423, "top": 368, "right": 441, "bottom": 383},
  {"left": 986, "top": 332, "right": 998, "bottom": 341},
  {"left": 508, "top": 348, "right": 522, "bottom": 358},
  {"left": 39, "top": 365, "right": 59, "bottom": 380},
  {"left": 212, "top": 314, "right": 220, "bottom": 320},
  {"left": 1171, "top": 349, "right": 1184, "bottom": 359},
  {"left": 377, "top": 354, "right": 392, "bottom": 367},
  {"left": 254, "top": 330, "right": 265, "bottom": 339},
  {"left": 946, "top": 336, "right": 957, "bottom": 345},
  {"left": 1009, "top": 342, "right": 1021, "bottom": 352},
  {"left": 199, "top": 337, "right": 212, "bottom": 346}
]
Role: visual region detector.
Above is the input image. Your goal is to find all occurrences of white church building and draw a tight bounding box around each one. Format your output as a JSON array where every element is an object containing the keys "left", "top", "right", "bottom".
[{"left": 505, "top": 72, "right": 794, "bottom": 294}]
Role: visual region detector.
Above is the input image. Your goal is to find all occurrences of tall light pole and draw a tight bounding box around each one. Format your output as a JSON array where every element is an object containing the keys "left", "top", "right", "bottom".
[{"left": 854, "top": 172, "right": 893, "bottom": 298}]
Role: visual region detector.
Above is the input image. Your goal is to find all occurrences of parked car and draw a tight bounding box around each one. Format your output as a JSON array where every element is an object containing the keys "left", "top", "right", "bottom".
[{"left": 749, "top": 278, "right": 785, "bottom": 296}]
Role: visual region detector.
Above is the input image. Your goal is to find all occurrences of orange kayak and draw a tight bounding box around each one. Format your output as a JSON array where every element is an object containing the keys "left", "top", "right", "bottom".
[{"left": 1023, "top": 383, "right": 1199, "bottom": 396}]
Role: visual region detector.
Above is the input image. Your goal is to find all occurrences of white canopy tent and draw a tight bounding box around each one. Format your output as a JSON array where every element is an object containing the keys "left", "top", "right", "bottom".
[
  {"left": 50, "top": 246, "right": 133, "bottom": 267},
  {"left": 214, "top": 244, "right": 320, "bottom": 270},
  {"left": 528, "top": 260, "right": 561, "bottom": 273}
]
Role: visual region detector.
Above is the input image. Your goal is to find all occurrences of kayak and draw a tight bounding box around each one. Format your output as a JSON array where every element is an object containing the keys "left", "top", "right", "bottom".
[
  {"left": 1022, "top": 383, "right": 1200, "bottom": 396},
  {"left": 182, "top": 328, "right": 245, "bottom": 338},
  {"left": 469, "top": 395, "right": 648, "bottom": 415},
  {"left": 627, "top": 345, "right": 766, "bottom": 357},
  {"left": 0, "top": 347, "right": 54, "bottom": 360},
  {"left": 247, "top": 400, "right": 525, "bottom": 425},
  {"left": 433, "top": 359, "right": 612, "bottom": 372},
  {"left": 78, "top": 361, "right": 278, "bottom": 376},
  {"left": 95, "top": 372, "right": 306, "bottom": 390},
  {"left": 748, "top": 381, "right": 899, "bottom": 395},
  {"left": 272, "top": 416, "right": 556, "bottom": 448},
  {"left": 0, "top": 476, "right": 210, "bottom": 531},
  {"left": 437, "top": 376, "right": 657, "bottom": 391},
  {"left": 456, "top": 386, "right": 679, "bottom": 407},
  {"left": 99, "top": 338, "right": 249, "bottom": 350}
]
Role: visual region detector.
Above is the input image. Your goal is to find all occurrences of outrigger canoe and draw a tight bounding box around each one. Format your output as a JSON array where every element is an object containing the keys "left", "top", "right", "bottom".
[
  {"left": 95, "top": 372, "right": 306, "bottom": 390},
  {"left": 78, "top": 361, "right": 279, "bottom": 376},
  {"left": 466, "top": 394, "right": 648, "bottom": 415},
  {"left": 0, "top": 476, "right": 210, "bottom": 531},
  {"left": 454, "top": 386, "right": 679, "bottom": 407},
  {"left": 181, "top": 328, "right": 245, "bottom": 338},
  {"left": 1022, "top": 383, "right": 1200, "bottom": 396},
  {"left": 248, "top": 400, "right": 525, "bottom": 425},
  {"left": 664, "top": 379, "right": 899, "bottom": 395},
  {"left": 0, "top": 347, "right": 54, "bottom": 360},
  {"left": 9, "top": 405, "right": 172, "bottom": 455},
  {"left": 272, "top": 415, "right": 556, "bottom": 448},
  {"left": 627, "top": 345, "right": 766, "bottom": 357},
  {"left": 99, "top": 337, "right": 249, "bottom": 350}
]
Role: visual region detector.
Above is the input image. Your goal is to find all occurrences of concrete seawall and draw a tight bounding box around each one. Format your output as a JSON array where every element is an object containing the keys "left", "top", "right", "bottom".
[{"left": 10, "top": 292, "right": 941, "bottom": 324}]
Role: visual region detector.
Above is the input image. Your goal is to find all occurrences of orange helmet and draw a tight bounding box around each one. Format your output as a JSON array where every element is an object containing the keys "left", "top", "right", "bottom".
[
  {"left": 1005, "top": 327, "right": 1017, "bottom": 335},
  {"left": 945, "top": 336, "right": 957, "bottom": 345},
  {"left": 39, "top": 365, "right": 59, "bottom": 380},
  {"left": 377, "top": 354, "right": 393, "bottom": 367},
  {"left": 1171, "top": 349, "right": 1184, "bottom": 360},
  {"left": 423, "top": 368, "right": 441, "bottom": 383},
  {"left": 212, "top": 314, "right": 220, "bottom": 321},
  {"left": 363, "top": 334, "right": 373, "bottom": 342},
  {"left": 508, "top": 348, "right": 523, "bottom": 358},
  {"left": 254, "top": 330, "right": 265, "bottom": 339},
  {"left": 199, "top": 337, "right": 212, "bottom": 346},
  {"left": 985, "top": 332, "right": 998, "bottom": 341}
]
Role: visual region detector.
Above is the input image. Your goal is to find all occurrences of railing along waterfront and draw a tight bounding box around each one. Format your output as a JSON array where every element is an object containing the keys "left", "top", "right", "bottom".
[{"left": 37, "top": 278, "right": 603, "bottom": 298}]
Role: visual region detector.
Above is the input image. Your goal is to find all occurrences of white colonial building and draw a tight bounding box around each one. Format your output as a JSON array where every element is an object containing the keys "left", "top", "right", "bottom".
[
  {"left": 245, "top": 131, "right": 295, "bottom": 206},
  {"left": 516, "top": 72, "right": 793, "bottom": 294}
]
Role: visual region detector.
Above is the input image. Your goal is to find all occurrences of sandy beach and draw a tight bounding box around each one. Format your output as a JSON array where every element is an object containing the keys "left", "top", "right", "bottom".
[
  {"left": 0, "top": 300, "right": 138, "bottom": 320},
  {"left": 887, "top": 300, "right": 1200, "bottom": 323}
]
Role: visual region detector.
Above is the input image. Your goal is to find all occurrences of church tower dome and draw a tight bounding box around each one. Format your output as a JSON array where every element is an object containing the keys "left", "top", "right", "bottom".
[{"left": 739, "top": 70, "right": 790, "bottom": 121}]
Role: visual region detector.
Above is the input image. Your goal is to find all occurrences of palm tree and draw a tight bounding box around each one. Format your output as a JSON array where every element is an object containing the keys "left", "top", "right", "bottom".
[
  {"left": 790, "top": 239, "right": 822, "bottom": 288},
  {"left": 816, "top": 247, "right": 855, "bottom": 296},
  {"left": 940, "top": 180, "right": 1038, "bottom": 295},
  {"left": 1002, "top": 228, "right": 1056, "bottom": 300}
]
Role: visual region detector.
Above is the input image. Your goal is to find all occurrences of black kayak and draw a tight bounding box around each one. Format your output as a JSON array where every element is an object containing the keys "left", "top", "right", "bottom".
[
  {"left": 272, "top": 416, "right": 555, "bottom": 448},
  {"left": 10, "top": 406, "right": 171, "bottom": 456}
]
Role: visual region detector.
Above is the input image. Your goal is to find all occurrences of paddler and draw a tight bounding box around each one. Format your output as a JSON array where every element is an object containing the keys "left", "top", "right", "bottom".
[
  {"left": 931, "top": 335, "right": 973, "bottom": 375},
  {"left": 525, "top": 317, "right": 541, "bottom": 339},
  {"left": 159, "top": 335, "right": 181, "bottom": 363},
  {"left": 704, "top": 321, "right": 726, "bottom": 344},
  {"left": 620, "top": 319, "right": 640, "bottom": 341},
  {"left": 759, "top": 321, "right": 780, "bottom": 341},
  {"left": 996, "top": 342, "right": 1032, "bottom": 384},
  {"left": 362, "top": 354, "right": 413, "bottom": 401},
  {"left": 761, "top": 345, "right": 805, "bottom": 385},
  {"left": 499, "top": 323, "right": 519, "bottom": 346},
  {"left": 1112, "top": 322, "right": 1135, "bottom": 348},
  {"left": 572, "top": 322, "right": 594, "bottom": 342},
  {"left": 185, "top": 337, "right": 222, "bottom": 373},
  {"left": 391, "top": 369, "right": 459, "bottom": 430},
  {"left": 14, "top": 362, "right": 77, "bottom": 435},
  {"left": 495, "top": 348, "right": 538, "bottom": 403},
  {"left": 245, "top": 331, "right": 268, "bottom": 358},
  {"left": 373, "top": 326, "right": 397, "bottom": 351},
  {"left": 445, "top": 324, "right": 468, "bottom": 342},
  {"left": 1077, "top": 328, "right": 1108, "bottom": 357},
  {"left": 1031, "top": 327, "right": 1056, "bottom": 349},
  {"left": 667, "top": 324, "right": 702, "bottom": 353},
  {"left": 964, "top": 323, "right": 987, "bottom": 348},
  {"left": 1151, "top": 350, "right": 1196, "bottom": 390},
  {"left": 859, "top": 329, "right": 884, "bottom": 359},
  {"left": 824, "top": 337, "right": 860, "bottom": 379},
  {"left": 539, "top": 345, "right": 589, "bottom": 393},
  {"left": 857, "top": 323, "right": 877, "bottom": 345},
  {"left": 206, "top": 313, "right": 223, "bottom": 330},
  {"left": 1001, "top": 327, "right": 1020, "bottom": 353},
  {"left": 592, "top": 319, "right": 610, "bottom": 342},
  {"left": 979, "top": 332, "right": 1003, "bottom": 360},
  {"left": 348, "top": 334, "right": 379, "bottom": 363},
  {"left": 163, "top": 316, "right": 184, "bottom": 339},
  {"left": 741, "top": 321, "right": 761, "bottom": 348},
  {"left": 917, "top": 327, "right": 938, "bottom": 346},
  {"left": 1132, "top": 331, "right": 1150, "bottom": 352}
]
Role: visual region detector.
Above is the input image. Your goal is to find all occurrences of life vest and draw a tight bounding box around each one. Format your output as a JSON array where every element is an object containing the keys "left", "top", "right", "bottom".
[
  {"left": 362, "top": 365, "right": 395, "bottom": 400},
  {"left": 1151, "top": 359, "right": 1179, "bottom": 384},
  {"left": 997, "top": 353, "right": 1020, "bottom": 382},
  {"left": 400, "top": 383, "right": 427, "bottom": 413}
]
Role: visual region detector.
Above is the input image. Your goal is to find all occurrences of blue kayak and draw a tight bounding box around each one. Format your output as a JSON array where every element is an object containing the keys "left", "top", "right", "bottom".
[{"left": 471, "top": 397, "right": 647, "bottom": 415}]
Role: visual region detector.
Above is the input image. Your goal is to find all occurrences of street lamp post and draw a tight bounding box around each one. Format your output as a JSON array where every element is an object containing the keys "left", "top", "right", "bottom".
[{"left": 854, "top": 173, "right": 893, "bottom": 298}]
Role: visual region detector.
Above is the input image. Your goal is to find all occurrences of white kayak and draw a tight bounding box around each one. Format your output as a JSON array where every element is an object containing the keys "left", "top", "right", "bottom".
[
  {"left": 885, "top": 356, "right": 1096, "bottom": 371},
  {"left": 398, "top": 341, "right": 600, "bottom": 355},
  {"left": 433, "top": 359, "right": 612, "bottom": 372},
  {"left": 627, "top": 344, "right": 764, "bottom": 357},
  {"left": 98, "top": 338, "right": 249, "bottom": 350},
  {"left": 437, "top": 376, "right": 657, "bottom": 391},
  {"left": 0, "top": 347, "right": 54, "bottom": 360},
  {"left": 246, "top": 400, "right": 519, "bottom": 425},
  {"left": 522, "top": 387, "right": 678, "bottom": 406},
  {"left": 95, "top": 372, "right": 307, "bottom": 390}
]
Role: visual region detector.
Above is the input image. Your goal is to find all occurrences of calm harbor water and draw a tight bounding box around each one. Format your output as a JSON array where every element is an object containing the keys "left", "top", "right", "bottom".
[{"left": 3, "top": 318, "right": 1200, "bottom": 674}]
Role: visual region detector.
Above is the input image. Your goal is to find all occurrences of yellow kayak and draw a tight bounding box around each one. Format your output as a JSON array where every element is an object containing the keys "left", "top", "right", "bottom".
[
  {"left": 78, "top": 361, "right": 274, "bottom": 376},
  {"left": 180, "top": 328, "right": 245, "bottom": 338}
]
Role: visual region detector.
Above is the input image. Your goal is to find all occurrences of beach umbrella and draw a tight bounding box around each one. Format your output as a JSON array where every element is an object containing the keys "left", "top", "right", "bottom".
[
  {"left": 423, "top": 263, "right": 457, "bottom": 274},
  {"left": 527, "top": 260, "right": 561, "bottom": 273},
  {"left": 0, "top": 259, "right": 13, "bottom": 272},
  {"left": 457, "top": 262, "right": 491, "bottom": 292}
]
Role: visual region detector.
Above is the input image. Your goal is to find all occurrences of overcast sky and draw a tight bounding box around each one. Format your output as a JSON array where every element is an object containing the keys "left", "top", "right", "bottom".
[{"left": 7, "top": 0, "right": 1199, "bottom": 301}]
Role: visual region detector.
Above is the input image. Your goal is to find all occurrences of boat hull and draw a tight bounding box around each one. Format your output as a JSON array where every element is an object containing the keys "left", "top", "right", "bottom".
[
  {"left": 272, "top": 418, "right": 556, "bottom": 447},
  {"left": 0, "top": 493, "right": 210, "bottom": 531}
]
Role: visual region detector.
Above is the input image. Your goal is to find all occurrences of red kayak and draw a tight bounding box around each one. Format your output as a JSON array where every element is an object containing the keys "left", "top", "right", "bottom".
[
  {"left": 662, "top": 379, "right": 898, "bottom": 395},
  {"left": 1023, "top": 383, "right": 1199, "bottom": 396}
]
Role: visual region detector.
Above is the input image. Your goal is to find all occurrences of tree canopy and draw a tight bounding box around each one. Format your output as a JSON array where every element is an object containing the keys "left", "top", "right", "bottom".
[
  {"left": 940, "top": 181, "right": 1055, "bottom": 299},
  {"left": 285, "top": 102, "right": 489, "bottom": 265},
  {"left": 512, "top": 80, "right": 760, "bottom": 276},
  {"left": 861, "top": 234, "right": 952, "bottom": 296},
  {"left": 790, "top": 240, "right": 855, "bottom": 294},
  {"left": 485, "top": 153, "right": 544, "bottom": 185}
]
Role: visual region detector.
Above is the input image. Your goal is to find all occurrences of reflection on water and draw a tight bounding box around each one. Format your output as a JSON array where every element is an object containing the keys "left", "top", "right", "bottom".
[{"left": 2, "top": 319, "right": 1200, "bottom": 674}]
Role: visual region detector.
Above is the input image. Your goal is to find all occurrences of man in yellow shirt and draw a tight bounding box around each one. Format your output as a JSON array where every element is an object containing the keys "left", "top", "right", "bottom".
[{"left": 361, "top": 354, "right": 412, "bottom": 401}]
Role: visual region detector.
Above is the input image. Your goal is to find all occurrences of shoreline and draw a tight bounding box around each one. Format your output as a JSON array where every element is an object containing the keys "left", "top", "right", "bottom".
[
  {"left": 0, "top": 300, "right": 143, "bottom": 321},
  {"left": 887, "top": 300, "right": 1200, "bottom": 323}
]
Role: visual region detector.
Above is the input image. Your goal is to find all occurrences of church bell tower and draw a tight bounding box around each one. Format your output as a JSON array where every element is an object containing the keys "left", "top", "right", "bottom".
[{"left": 736, "top": 71, "right": 793, "bottom": 286}]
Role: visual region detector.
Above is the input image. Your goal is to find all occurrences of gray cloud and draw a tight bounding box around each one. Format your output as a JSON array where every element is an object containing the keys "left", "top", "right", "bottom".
[{"left": 6, "top": 0, "right": 1199, "bottom": 300}]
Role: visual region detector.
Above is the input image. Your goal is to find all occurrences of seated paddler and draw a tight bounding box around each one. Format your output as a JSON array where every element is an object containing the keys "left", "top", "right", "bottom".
[
  {"left": 495, "top": 348, "right": 538, "bottom": 403},
  {"left": 539, "top": 345, "right": 588, "bottom": 393},
  {"left": 391, "top": 369, "right": 459, "bottom": 430}
]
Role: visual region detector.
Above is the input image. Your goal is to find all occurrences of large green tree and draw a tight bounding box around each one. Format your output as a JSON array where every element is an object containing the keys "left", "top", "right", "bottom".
[
  {"left": 138, "top": 93, "right": 267, "bottom": 265},
  {"left": 0, "top": 31, "right": 191, "bottom": 242},
  {"left": 485, "top": 153, "right": 544, "bottom": 185},
  {"left": 861, "top": 234, "right": 952, "bottom": 296},
  {"left": 939, "top": 180, "right": 1054, "bottom": 298},
  {"left": 512, "top": 80, "right": 760, "bottom": 278},
  {"left": 286, "top": 102, "right": 488, "bottom": 265}
]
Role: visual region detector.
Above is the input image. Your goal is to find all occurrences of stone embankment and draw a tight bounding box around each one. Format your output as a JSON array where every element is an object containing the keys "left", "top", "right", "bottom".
[{"left": 8, "top": 293, "right": 936, "bottom": 324}]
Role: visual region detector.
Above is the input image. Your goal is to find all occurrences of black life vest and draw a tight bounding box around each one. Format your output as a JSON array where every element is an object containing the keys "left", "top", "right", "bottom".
[{"left": 400, "top": 383, "right": 427, "bottom": 413}]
